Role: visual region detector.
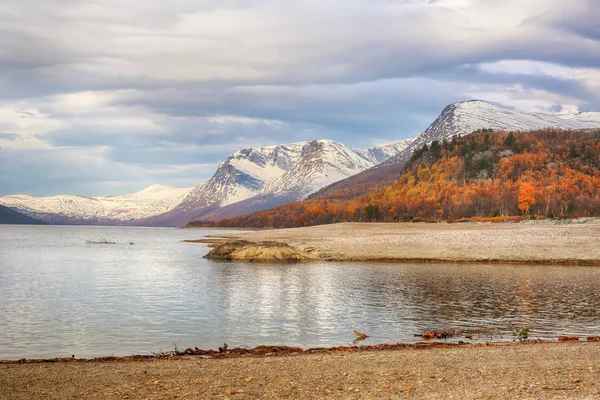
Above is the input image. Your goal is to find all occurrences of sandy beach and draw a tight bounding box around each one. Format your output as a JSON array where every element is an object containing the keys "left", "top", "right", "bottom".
[
  {"left": 2, "top": 342, "right": 599, "bottom": 399},
  {"left": 207, "top": 221, "right": 600, "bottom": 265}
]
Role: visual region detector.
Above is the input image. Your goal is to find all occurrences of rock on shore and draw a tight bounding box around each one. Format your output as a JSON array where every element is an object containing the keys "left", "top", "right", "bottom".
[{"left": 204, "top": 240, "right": 317, "bottom": 262}]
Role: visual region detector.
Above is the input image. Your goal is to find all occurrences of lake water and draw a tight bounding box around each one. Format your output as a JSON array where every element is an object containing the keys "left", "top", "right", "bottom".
[{"left": 0, "top": 225, "right": 599, "bottom": 360}]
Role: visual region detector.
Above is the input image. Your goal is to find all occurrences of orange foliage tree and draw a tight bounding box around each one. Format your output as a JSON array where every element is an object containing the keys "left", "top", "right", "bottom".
[{"left": 518, "top": 183, "right": 536, "bottom": 218}]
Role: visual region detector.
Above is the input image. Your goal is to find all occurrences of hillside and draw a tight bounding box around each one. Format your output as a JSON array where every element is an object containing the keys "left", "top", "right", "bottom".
[
  {"left": 191, "top": 128, "right": 600, "bottom": 228},
  {"left": 0, "top": 205, "right": 47, "bottom": 225},
  {"left": 293, "top": 101, "right": 600, "bottom": 208}
]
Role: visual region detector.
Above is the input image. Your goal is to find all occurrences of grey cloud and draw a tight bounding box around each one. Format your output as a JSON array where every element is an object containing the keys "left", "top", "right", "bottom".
[
  {"left": 441, "top": 65, "right": 599, "bottom": 105},
  {"left": 528, "top": 0, "right": 600, "bottom": 42},
  {"left": 0, "top": 133, "right": 20, "bottom": 140},
  {"left": 1, "top": 0, "right": 597, "bottom": 92},
  {"left": 1, "top": 0, "right": 599, "bottom": 196}
]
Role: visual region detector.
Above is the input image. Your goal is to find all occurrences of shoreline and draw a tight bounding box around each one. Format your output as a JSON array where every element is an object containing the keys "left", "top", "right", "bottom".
[
  {"left": 202, "top": 221, "right": 600, "bottom": 265},
  {"left": 3, "top": 342, "right": 599, "bottom": 399},
  {"left": 3, "top": 337, "right": 600, "bottom": 365}
]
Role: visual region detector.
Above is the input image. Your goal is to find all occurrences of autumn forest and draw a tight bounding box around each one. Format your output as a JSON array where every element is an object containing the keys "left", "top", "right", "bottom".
[{"left": 189, "top": 129, "right": 600, "bottom": 228}]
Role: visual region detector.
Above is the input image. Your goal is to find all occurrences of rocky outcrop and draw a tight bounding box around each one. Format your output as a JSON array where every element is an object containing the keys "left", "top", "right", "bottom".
[{"left": 204, "top": 240, "right": 317, "bottom": 263}]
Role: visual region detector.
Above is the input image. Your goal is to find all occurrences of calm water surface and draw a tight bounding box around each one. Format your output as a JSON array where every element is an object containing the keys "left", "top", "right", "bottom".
[{"left": 0, "top": 225, "right": 599, "bottom": 359}]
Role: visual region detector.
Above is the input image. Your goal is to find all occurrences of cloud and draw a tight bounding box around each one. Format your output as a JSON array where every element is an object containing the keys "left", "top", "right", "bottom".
[
  {"left": 0, "top": 0, "right": 598, "bottom": 196},
  {"left": 0, "top": 133, "right": 19, "bottom": 140}
]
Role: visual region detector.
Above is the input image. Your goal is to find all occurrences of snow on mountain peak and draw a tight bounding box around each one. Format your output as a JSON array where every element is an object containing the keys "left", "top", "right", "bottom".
[
  {"left": 383, "top": 99, "right": 600, "bottom": 168},
  {"left": 258, "top": 139, "right": 398, "bottom": 199},
  {"left": 427, "top": 100, "right": 600, "bottom": 140},
  {"left": 0, "top": 185, "right": 193, "bottom": 223}
]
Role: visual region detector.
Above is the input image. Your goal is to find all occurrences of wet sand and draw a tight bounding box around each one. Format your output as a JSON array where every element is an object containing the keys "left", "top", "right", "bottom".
[
  {"left": 1, "top": 342, "right": 599, "bottom": 399},
  {"left": 209, "top": 221, "right": 600, "bottom": 265}
]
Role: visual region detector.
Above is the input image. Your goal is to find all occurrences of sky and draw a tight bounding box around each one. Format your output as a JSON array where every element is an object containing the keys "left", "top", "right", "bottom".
[{"left": 0, "top": 0, "right": 599, "bottom": 197}]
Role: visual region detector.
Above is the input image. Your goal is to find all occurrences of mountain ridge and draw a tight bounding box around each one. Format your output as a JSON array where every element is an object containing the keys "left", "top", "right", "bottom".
[
  {"left": 3, "top": 99, "right": 600, "bottom": 227},
  {"left": 142, "top": 138, "right": 411, "bottom": 226},
  {"left": 0, "top": 184, "right": 193, "bottom": 225},
  {"left": 191, "top": 128, "right": 600, "bottom": 228},
  {"left": 298, "top": 100, "right": 600, "bottom": 205}
]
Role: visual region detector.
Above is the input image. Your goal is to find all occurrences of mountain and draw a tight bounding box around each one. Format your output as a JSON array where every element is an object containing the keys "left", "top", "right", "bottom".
[
  {"left": 0, "top": 204, "right": 47, "bottom": 225},
  {"left": 194, "top": 128, "right": 600, "bottom": 228},
  {"left": 387, "top": 100, "right": 600, "bottom": 166},
  {"left": 294, "top": 100, "right": 600, "bottom": 205},
  {"left": 145, "top": 139, "right": 412, "bottom": 226},
  {"left": 0, "top": 184, "right": 192, "bottom": 225},
  {"left": 6, "top": 100, "right": 598, "bottom": 227},
  {"left": 140, "top": 142, "right": 309, "bottom": 226},
  {"left": 261, "top": 140, "right": 384, "bottom": 199},
  {"left": 354, "top": 139, "right": 414, "bottom": 164}
]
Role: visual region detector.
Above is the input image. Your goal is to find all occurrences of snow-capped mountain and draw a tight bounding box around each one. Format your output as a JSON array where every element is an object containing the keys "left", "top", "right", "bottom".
[
  {"left": 8, "top": 99, "right": 597, "bottom": 227},
  {"left": 177, "top": 142, "right": 308, "bottom": 211},
  {"left": 560, "top": 111, "right": 600, "bottom": 124},
  {"left": 144, "top": 139, "right": 410, "bottom": 225},
  {"left": 355, "top": 139, "right": 414, "bottom": 164},
  {"left": 422, "top": 100, "right": 600, "bottom": 142},
  {"left": 386, "top": 100, "right": 600, "bottom": 166},
  {"left": 0, "top": 184, "right": 192, "bottom": 224},
  {"left": 142, "top": 142, "right": 310, "bottom": 225},
  {"left": 262, "top": 139, "right": 379, "bottom": 199},
  {"left": 193, "top": 139, "right": 415, "bottom": 222},
  {"left": 298, "top": 100, "right": 600, "bottom": 207}
]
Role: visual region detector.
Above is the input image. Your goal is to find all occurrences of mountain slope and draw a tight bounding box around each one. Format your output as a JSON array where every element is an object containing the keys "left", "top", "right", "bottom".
[
  {"left": 294, "top": 100, "right": 600, "bottom": 205},
  {"left": 147, "top": 139, "right": 411, "bottom": 225},
  {"left": 386, "top": 100, "right": 600, "bottom": 166},
  {"left": 261, "top": 140, "right": 377, "bottom": 199},
  {"left": 141, "top": 142, "right": 310, "bottom": 226},
  {"left": 0, "top": 184, "right": 192, "bottom": 224},
  {"left": 187, "top": 100, "right": 600, "bottom": 226},
  {"left": 193, "top": 128, "right": 600, "bottom": 228},
  {"left": 0, "top": 204, "right": 47, "bottom": 225}
]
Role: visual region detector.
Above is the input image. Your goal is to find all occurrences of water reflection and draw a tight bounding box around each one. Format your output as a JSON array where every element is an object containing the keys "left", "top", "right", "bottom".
[{"left": 0, "top": 225, "right": 599, "bottom": 360}]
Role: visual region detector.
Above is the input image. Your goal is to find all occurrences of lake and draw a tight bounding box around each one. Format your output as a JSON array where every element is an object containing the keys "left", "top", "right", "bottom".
[{"left": 0, "top": 225, "right": 599, "bottom": 360}]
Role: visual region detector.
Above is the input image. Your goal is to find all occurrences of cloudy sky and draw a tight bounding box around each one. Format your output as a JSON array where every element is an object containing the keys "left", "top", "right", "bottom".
[{"left": 0, "top": 0, "right": 599, "bottom": 196}]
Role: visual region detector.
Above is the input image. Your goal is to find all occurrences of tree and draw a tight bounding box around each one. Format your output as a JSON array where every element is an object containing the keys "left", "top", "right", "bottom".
[
  {"left": 569, "top": 144, "right": 579, "bottom": 158},
  {"left": 518, "top": 183, "right": 536, "bottom": 218},
  {"left": 365, "top": 204, "right": 381, "bottom": 222},
  {"left": 504, "top": 132, "right": 516, "bottom": 147}
]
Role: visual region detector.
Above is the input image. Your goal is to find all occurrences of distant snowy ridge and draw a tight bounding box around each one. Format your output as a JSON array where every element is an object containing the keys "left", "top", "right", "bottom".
[
  {"left": 176, "top": 141, "right": 309, "bottom": 213},
  {"left": 354, "top": 138, "right": 414, "bottom": 164},
  {"left": 560, "top": 111, "right": 600, "bottom": 124},
  {"left": 0, "top": 184, "right": 192, "bottom": 223}
]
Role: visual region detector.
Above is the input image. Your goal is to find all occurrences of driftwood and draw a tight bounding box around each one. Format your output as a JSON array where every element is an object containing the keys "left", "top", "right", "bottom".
[{"left": 85, "top": 239, "right": 116, "bottom": 245}]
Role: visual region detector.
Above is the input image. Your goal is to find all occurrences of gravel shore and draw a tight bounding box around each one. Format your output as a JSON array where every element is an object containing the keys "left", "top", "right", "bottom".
[
  {"left": 213, "top": 221, "right": 600, "bottom": 265},
  {"left": 2, "top": 343, "right": 599, "bottom": 399}
]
